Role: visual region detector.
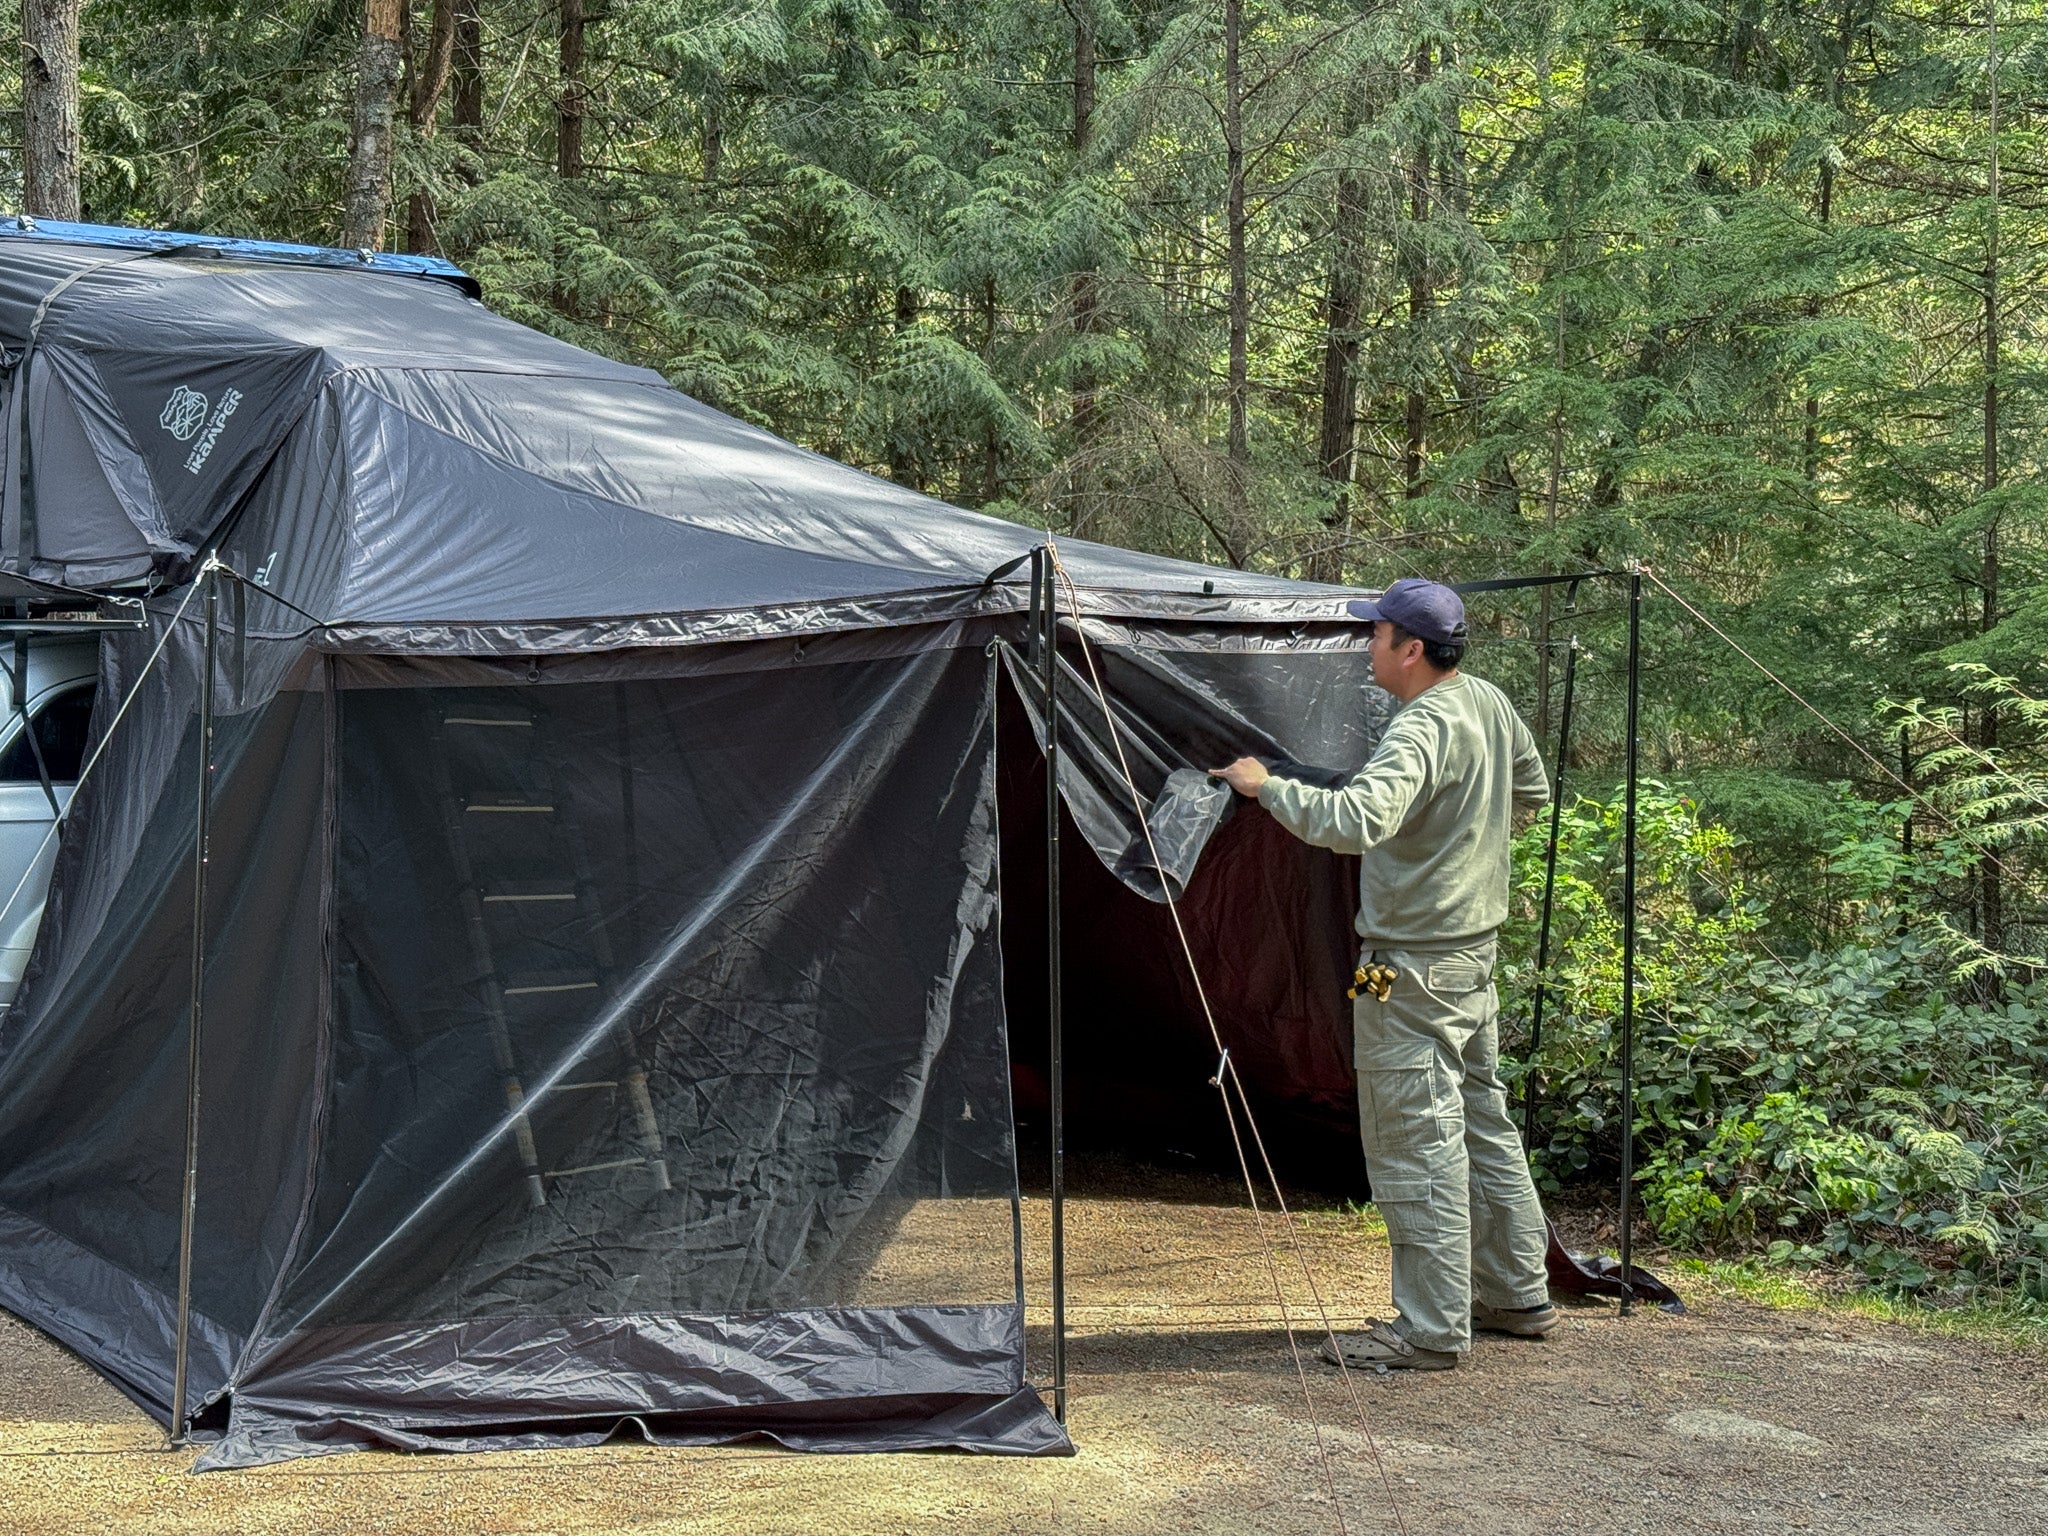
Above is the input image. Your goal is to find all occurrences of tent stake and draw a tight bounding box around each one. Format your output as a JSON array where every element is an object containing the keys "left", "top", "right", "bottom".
[
  {"left": 1037, "top": 550, "right": 1068, "bottom": 1424},
  {"left": 169, "top": 566, "right": 218, "bottom": 1446},
  {"left": 1618, "top": 567, "right": 1642, "bottom": 1317}
]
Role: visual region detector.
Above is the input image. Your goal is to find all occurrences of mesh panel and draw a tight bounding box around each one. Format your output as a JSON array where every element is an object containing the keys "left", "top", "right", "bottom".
[{"left": 276, "top": 648, "right": 1016, "bottom": 1330}]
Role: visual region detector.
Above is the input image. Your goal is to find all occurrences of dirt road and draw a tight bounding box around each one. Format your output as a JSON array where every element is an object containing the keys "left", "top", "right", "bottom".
[{"left": 1, "top": 1159, "right": 2041, "bottom": 1535}]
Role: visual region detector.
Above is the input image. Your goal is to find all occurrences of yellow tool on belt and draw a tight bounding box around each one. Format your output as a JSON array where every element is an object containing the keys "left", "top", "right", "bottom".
[{"left": 1348, "top": 962, "right": 1398, "bottom": 1003}]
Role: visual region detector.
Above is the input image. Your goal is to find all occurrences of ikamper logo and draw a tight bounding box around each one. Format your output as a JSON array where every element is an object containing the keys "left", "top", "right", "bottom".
[
  {"left": 180, "top": 388, "right": 242, "bottom": 476},
  {"left": 158, "top": 383, "right": 242, "bottom": 471},
  {"left": 158, "top": 385, "right": 208, "bottom": 442}
]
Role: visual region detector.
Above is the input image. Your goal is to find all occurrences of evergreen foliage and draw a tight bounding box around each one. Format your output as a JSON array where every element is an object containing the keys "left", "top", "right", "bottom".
[{"left": 1504, "top": 782, "right": 2048, "bottom": 1301}]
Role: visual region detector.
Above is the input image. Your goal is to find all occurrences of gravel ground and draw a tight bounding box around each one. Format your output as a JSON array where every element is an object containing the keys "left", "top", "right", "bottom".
[{"left": 1, "top": 1157, "right": 2042, "bottom": 1535}]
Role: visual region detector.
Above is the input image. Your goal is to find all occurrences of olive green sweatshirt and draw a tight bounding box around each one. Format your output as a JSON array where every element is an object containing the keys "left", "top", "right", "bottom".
[{"left": 1256, "top": 672, "right": 1549, "bottom": 948}]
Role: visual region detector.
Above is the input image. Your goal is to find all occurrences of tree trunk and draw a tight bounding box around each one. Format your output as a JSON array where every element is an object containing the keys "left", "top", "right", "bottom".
[
  {"left": 981, "top": 276, "right": 1001, "bottom": 505},
  {"left": 405, "top": 0, "right": 457, "bottom": 254},
  {"left": 452, "top": 0, "right": 483, "bottom": 135},
  {"left": 21, "top": 0, "right": 82, "bottom": 221},
  {"left": 1071, "top": 7, "right": 1095, "bottom": 152},
  {"left": 558, "top": 0, "right": 586, "bottom": 181},
  {"left": 889, "top": 285, "right": 920, "bottom": 491},
  {"left": 1729, "top": 0, "right": 1755, "bottom": 83},
  {"left": 1223, "top": 0, "right": 1249, "bottom": 515},
  {"left": 1804, "top": 8, "right": 1847, "bottom": 485},
  {"left": 703, "top": 97, "right": 723, "bottom": 182},
  {"left": 1068, "top": 2, "right": 1099, "bottom": 442},
  {"left": 1979, "top": 0, "right": 2002, "bottom": 961},
  {"left": 1403, "top": 41, "right": 1432, "bottom": 500},
  {"left": 1802, "top": 158, "right": 1831, "bottom": 483},
  {"left": 1534, "top": 59, "right": 1575, "bottom": 745},
  {"left": 343, "top": 0, "right": 405, "bottom": 250},
  {"left": 1313, "top": 163, "right": 1366, "bottom": 581}
]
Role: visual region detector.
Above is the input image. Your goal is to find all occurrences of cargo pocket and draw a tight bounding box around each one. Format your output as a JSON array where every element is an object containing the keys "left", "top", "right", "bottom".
[
  {"left": 1356, "top": 1042, "right": 1449, "bottom": 1162},
  {"left": 1422, "top": 954, "right": 1498, "bottom": 1040},
  {"left": 1367, "top": 1171, "right": 1441, "bottom": 1243},
  {"left": 1424, "top": 957, "right": 1489, "bottom": 997}
]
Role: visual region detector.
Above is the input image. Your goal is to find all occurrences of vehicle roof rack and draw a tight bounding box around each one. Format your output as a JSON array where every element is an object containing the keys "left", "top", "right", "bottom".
[{"left": 0, "top": 572, "right": 148, "bottom": 633}]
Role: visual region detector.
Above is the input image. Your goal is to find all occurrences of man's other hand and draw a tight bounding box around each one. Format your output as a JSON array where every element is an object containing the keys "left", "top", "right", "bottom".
[{"left": 1210, "top": 757, "right": 1270, "bottom": 798}]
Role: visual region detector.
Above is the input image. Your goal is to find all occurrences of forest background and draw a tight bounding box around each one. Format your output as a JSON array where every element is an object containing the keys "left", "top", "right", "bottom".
[{"left": 5, "top": 0, "right": 2047, "bottom": 1313}]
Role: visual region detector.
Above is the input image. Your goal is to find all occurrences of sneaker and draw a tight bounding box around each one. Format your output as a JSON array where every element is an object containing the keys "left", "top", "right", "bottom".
[
  {"left": 1473, "top": 1300, "right": 1559, "bottom": 1338},
  {"left": 1318, "top": 1319, "right": 1458, "bottom": 1372}
]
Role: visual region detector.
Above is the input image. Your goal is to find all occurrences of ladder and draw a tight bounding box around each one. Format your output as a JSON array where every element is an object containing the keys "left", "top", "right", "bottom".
[{"left": 433, "top": 701, "right": 670, "bottom": 1209}]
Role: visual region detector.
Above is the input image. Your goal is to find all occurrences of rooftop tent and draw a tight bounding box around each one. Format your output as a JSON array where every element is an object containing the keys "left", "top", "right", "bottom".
[{"left": 0, "top": 221, "right": 1385, "bottom": 1466}]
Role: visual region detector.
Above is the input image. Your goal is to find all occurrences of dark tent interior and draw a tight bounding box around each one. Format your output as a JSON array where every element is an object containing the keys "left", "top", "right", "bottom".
[{"left": 994, "top": 680, "right": 1373, "bottom": 1196}]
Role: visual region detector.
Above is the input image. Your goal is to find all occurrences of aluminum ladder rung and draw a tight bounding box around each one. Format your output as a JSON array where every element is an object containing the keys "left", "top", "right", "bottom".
[
  {"left": 546, "top": 1153, "right": 672, "bottom": 1190},
  {"left": 502, "top": 977, "right": 599, "bottom": 998}
]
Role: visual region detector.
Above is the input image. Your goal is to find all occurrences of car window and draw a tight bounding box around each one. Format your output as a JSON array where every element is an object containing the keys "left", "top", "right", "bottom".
[{"left": 0, "top": 686, "right": 95, "bottom": 784}]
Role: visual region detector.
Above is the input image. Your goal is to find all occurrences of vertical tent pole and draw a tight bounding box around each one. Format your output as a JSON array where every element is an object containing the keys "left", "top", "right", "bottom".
[
  {"left": 170, "top": 564, "right": 218, "bottom": 1444},
  {"left": 1523, "top": 633, "right": 1578, "bottom": 1149},
  {"left": 1617, "top": 566, "right": 1642, "bottom": 1317},
  {"left": 1039, "top": 548, "right": 1068, "bottom": 1424}
]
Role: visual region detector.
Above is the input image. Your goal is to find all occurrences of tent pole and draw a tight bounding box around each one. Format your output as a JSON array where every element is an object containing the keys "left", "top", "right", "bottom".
[
  {"left": 1523, "top": 634, "right": 1578, "bottom": 1149},
  {"left": 1039, "top": 550, "right": 1067, "bottom": 1424},
  {"left": 170, "top": 564, "right": 218, "bottom": 1446},
  {"left": 1618, "top": 566, "right": 1642, "bottom": 1318}
]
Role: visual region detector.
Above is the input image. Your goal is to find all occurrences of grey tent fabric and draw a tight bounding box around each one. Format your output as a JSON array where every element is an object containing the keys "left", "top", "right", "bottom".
[{"left": 0, "top": 223, "right": 1386, "bottom": 1468}]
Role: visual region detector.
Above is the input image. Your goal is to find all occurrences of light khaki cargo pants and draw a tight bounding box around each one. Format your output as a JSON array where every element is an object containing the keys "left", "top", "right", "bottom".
[{"left": 1354, "top": 940, "right": 1549, "bottom": 1353}]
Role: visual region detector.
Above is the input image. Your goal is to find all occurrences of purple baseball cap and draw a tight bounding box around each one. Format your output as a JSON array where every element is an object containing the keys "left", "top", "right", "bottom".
[{"left": 1345, "top": 578, "right": 1467, "bottom": 645}]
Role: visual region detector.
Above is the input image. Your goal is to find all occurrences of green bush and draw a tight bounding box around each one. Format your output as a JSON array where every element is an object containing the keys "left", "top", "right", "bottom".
[{"left": 1500, "top": 784, "right": 2048, "bottom": 1302}]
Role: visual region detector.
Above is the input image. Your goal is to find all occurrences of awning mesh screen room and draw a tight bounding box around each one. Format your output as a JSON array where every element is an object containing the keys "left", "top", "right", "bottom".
[{"left": 0, "top": 222, "right": 1378, "bottom": 1466}]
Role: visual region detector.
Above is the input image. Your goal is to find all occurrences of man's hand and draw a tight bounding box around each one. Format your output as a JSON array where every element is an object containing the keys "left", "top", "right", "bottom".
[{"left": 1210, "top": 757, "right": 1271, "bottom": 798}]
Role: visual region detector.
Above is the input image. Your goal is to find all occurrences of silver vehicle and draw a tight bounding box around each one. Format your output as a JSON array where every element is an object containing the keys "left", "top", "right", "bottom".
[{"left": 0, "top": 638, "right": 99, "bottom": 1006}]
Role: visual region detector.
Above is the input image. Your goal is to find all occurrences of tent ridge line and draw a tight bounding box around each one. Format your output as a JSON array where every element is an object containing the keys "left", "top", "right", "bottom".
[
  {"left": 324, "top": 357, "right": 665, "bottom": 389},
  {"left": 305, "top": 592, "right": 1370, "bottom": 656}
]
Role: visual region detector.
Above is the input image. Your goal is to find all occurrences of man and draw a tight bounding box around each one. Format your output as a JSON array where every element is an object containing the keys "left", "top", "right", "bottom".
[{"left": 1212, "top": 577, "right": 1555, "bottom": 1371}]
